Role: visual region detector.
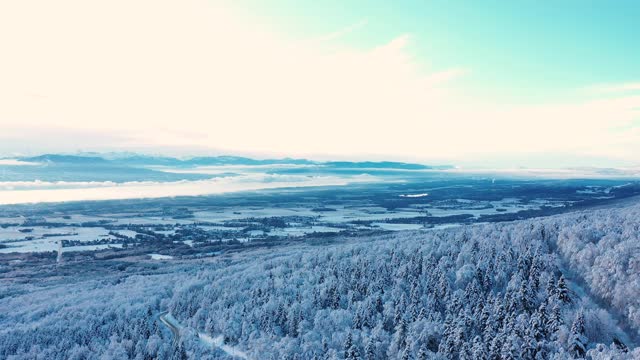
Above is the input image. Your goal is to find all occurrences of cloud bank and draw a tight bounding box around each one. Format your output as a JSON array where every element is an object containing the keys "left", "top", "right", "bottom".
[{"left": 0, "top": 174, "right": 377, "bottom": 205}]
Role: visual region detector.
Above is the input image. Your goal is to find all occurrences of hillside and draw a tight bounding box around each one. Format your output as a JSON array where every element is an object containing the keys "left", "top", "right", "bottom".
[{"left": 1, "top": 202, "right": 640, "bottom": 359}]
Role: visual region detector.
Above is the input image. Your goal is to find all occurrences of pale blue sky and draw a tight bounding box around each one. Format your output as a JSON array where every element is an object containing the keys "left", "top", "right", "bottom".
[
  {"left": 234, "top": 0, "right": 640, "bottom": 101},
  {"left": 0, "top": 0, "right": 638, "bottom": 167}
]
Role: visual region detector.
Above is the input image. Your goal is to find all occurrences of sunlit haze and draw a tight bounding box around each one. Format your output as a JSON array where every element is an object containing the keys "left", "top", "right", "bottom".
[{"left": 1, "top": 0, "right": 639, "bottom": 167}]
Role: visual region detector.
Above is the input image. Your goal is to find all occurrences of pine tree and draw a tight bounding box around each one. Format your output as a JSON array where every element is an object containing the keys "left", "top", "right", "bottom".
[
  {"left": 520, "top": 329, "right": 537, "bottom": 359},
  {"left": 387, "top": 317, "right": 408, "bottom": 358},
  {"left": 612, "top": 337, "right": 629, "bottom": 353},
  {"left": 569, "top": 311, "right": 587, "bottom": 358},
  {"left": 470, "top": 336, "right": 488, "bottom": 360},
  {"left": 332, "top": 288, "right": 341, "bottom": 309},
  {"left": 438, "top": 334, "right": 457, "bottom": 359},
  {"left": 322, "top": 337, "right": 329, "bottom": 356},
  {"left": 547, "top": 302, "right": 563, "bottom": 336},
  {"left": 488, "top": 334, "right": 502, "bottom": 360},
  {"left": 170, "top": 344, "right": 187, "bottom": 360},
  {"left": 353, "top": 310, "right": 363, "bottom": 330},
  {"left": 528, "top": 253, "right": 542, "bottom": 291},
  {"left": 375, "top": 295, "right": 384, "bottom": 314},
  {"left": 479, "top": 302, "right": 491, "bottom": 332},
  {"left": 500, "top": 334, "right": 519, "bottom": 360},
  {"left": 287, "top": 309, "right": 299, "bottom": 337},
  {"left": 401, "top": 347, "right": 410, "bottom": 360},
  {"left": 518, "top": 281, "right": 534, "bottom": 312},
  {"left": 545, "top": 275, "right": 556, "bottom": 299},
  {"left": 417, "top": 343, "right": 429, "bottom": 360},
  {"left": 364, "top": 337, "right": 376, "bottom": 360},
  {"left": 458, "top": 341, "right": 474, "bottom": 360},
  {"left": 556, "top": 276, "right": 571, "bottom": 304},
  {"left": 529, "top": 303, "right": 547, "bottom": 341},
  {"left": 344, "top": 332, "right": 353, "bottom": 359},
  {"left": 347, "top": 344, "right": 360, "bottom": 360},
  {"left": 417, "top": 307, "right": 427, "bottom": 321}
]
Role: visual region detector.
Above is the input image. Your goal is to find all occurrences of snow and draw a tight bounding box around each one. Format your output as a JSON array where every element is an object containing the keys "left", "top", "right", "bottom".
[
  {"left": 113, "top": 230, "right": 138, "bottom": 238},
  {"left": 399, "top": 193, "right": 429, "bottom": 198},
  {"left": 149, "top": 254, "right": 174, "bottom": 260},
  {"left": 0, "top": 241, "right": 123, "bottom": 254},
  {"left": 247, "top": 230, "right": 264, "bottom": 237},
  {"left": 199, "top": 334, "right": 249, "bottom": 359},
  {"left": 0, "top": 226, "right": 119, "bottom": 253},
  {"left": 268, "top": 226, "right": 342, "bottom": 237},
  {"left": 64, "top": 244, "right": 123, "bottom": 252},
  {"left": 372, "top": 223, "right": 424, "bottom": 231}
]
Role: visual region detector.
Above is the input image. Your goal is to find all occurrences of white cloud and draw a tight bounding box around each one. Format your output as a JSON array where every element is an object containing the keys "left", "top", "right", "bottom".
[
  {"left": 313, "top": 19, "right": 369, "bottom": 42},
  {"left": 0, "top": 0, "right": 639, "bottom": 165},
  {"left": 586, "top": 82, "right": 640, "bottom": 94}
]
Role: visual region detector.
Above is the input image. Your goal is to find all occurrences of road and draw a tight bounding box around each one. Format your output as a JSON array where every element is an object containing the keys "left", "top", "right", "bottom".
[
  {"left": 159, "top": 311, "right": 182, "bottom": 347},
  {"left": 158, "top": 311, "right": 249, "bottom": 359}
]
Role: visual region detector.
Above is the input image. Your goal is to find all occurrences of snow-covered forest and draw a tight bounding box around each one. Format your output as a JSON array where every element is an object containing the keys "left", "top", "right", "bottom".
[{"left": 2, "top": 203, "right": 640, "bottom": 359}]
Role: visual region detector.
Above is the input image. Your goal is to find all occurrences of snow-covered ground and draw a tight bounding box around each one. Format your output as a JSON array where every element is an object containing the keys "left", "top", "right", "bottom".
[
  {"left": 149, "top": 254, "right": 174, "bottom": 260},
  {"left": 0, "top": 196, "right": 583, "bottom": 253},
  {"left": 198, "top": 334, "right": 249, "bottom": 359},
  {"left": 372, "top": 223, "right": 424, "bottom": 231},
  {"left": 0, "top": 226, "right": 129, "bottom": 253},
  {"left": 399, "top": 193, "right": 429, "bottom": 198}
]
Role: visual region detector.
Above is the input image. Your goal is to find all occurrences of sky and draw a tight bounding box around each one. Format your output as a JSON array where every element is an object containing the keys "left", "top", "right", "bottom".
[{"left": 0, "top": 0, "right": 639, "bottom": 167}]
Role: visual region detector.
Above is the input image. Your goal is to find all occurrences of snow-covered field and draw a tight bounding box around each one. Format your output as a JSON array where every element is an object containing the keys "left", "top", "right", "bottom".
[
  {"left": 0, "top": 195, "right": 606, "bottom": 254},
  {"left": 0, "top": 227, "right": 116, "bottom": 253},
  {"left": 149, "top": 254, "right": 174, "bottom": 260}
]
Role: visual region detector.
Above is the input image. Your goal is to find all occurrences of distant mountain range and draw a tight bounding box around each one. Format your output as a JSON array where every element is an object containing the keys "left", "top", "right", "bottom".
[
  {"left": 0, "top": 153, "right": 455, "bottom": 183},
  {"left": 15, "top": 153, "right": 452, "bottom": 170}
]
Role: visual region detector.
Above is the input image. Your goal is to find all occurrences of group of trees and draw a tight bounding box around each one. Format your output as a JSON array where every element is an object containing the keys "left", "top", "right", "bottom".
[
  {"left": 552, "top": 206, "right": 640, "bottom": 332},
  {"left": 2, "top": 203, "right": 640, "bottom": 359},
  {"left": 0, "top": 262, "right": 222, "bottom": 359},
  {"left": 169, "top": 207, "right": 640, "bottom": 359}
]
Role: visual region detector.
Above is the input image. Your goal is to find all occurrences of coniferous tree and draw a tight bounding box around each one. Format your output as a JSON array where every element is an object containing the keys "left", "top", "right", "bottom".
[
  {"left": 521, "top": 329, "right": 537, "bottom": 359},
  {"left": 556, "top": 276, "right": 571, "bottom": 304},
  {"left": 546, "top": 275, "right": 556, "bottom": 300},
  {"left": 529, "top": 307, "right": 546, "bottom": 343},
  {"left": 569, "top": 311, "right": 587, "bottom": 358},
  {"left": 169, "top": 344, "right": 187, "bottom": 360},
  {"left": 547, "top": 302, "right": 563, "bottom": 336},
  {"left": 344, "top": 332, "right": 355, "bottom": 360},
  {"left": 375, "top": 295, "right": 384, "bottom": 314},
  {"left": 364, "top": 337, "right": 376, "bottom": 360},
  {"left": 518, "top": 281, "right": 535, "bottom": 312},
  {"left": 395, "top": 318, "right": 408, "bottom": 350},
  {"left": 417, "top": 343, "right": 429, "bottom": 360},
  {"left": 400, "top": 347, "right": 410, "bottom": 360},
  {"left": 471, "top": 336, "right": 488, "bottom": 360},
  {"left": 500, "top": 334, "right": 519, "bottom": 360}
]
